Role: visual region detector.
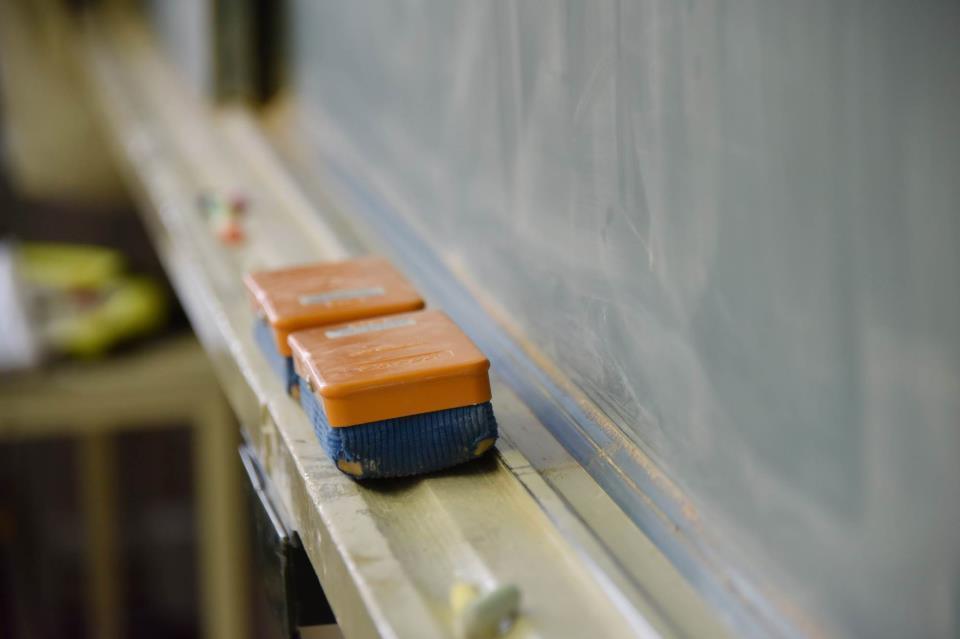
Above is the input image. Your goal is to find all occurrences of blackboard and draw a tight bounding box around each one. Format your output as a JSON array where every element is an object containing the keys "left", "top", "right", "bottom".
[{"left": 284, "top": 2, "right": 960, "bottom": 636}]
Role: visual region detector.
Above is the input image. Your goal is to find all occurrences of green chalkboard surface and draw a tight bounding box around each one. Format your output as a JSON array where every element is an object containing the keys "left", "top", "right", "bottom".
[{"left": 281, "top": 3, "right": 960, "bottom": 636}]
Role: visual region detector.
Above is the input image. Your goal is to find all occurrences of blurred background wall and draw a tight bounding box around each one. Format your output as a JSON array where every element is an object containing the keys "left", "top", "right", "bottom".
[
  {"left": 0, "top": 0, "right": 126, "bottom": 206},
  {"left": 0, "top": 3, "right": 244, "bottom": 639}
]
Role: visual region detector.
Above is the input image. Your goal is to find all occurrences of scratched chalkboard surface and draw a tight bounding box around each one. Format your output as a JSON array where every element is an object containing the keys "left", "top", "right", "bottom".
[{"left": 283, "top": 2, "right": 960, "bottom": 637}]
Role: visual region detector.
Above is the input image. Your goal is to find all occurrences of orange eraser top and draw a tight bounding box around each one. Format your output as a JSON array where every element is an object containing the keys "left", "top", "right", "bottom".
[
  {"left": 243, "top": 256, "right": 425, "bottom": 356},
  {"left": 289, "top": 310, "right": 492, "bottom": 427}
]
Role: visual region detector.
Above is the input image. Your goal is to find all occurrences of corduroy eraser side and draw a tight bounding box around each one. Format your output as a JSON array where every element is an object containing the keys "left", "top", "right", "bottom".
[
  {"left": 290, "top": 309, "right": 499, "bottom": 478},
  {"left": 254, "top": 318, "right": 298, "bottom": 393},
  {"left": 299, "top": 375, "right": 497, "bottom": 478}
]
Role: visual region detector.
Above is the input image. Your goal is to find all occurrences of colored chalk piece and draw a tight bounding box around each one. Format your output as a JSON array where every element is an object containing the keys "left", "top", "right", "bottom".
[
  {"left": 243, "top": 257, "right": 425, "bottom": 393},
  {"left": 289, "top": 310, "right": 499, "bottom": 478}
]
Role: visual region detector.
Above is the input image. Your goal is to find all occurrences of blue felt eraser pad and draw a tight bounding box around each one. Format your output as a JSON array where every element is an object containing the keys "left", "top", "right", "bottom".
[{"left": 299, "top": 375, "right": 498, "bottom": 479}]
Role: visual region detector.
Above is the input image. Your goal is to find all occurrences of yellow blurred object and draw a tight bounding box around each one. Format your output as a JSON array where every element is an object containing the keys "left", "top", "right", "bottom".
[
  {"left": 19, "top": 243, "right": 124, "bottom": 289},
  {"left": 49, "top": 276, "right": 167, "bottom": 359},
  {"left": 17, "top": 243, "right": 168, "bottom": 359}
]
